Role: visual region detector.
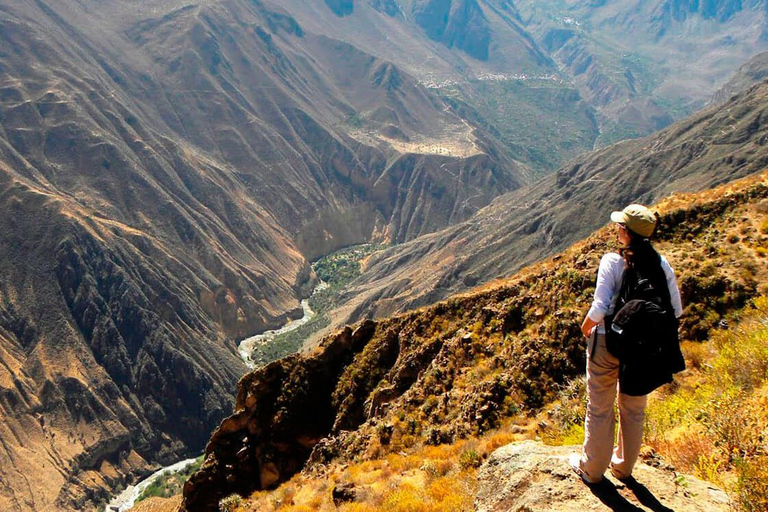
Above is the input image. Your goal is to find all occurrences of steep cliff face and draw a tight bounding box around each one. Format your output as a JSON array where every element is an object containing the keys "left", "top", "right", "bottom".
[
  {"left": 0, "top": 179, "right": 248, "bottom": 510},
  {"left": 0, "top": 1, "right": 528, "bottom": 509},
  {"left": 276, "top": 0, "right": 585, "bottom": 172},
  {"left": 184, "top": 172, "right": 768, "bottom": 510},
  {"left": 412, "top": 0, "right": 492, "bottom": 60}
]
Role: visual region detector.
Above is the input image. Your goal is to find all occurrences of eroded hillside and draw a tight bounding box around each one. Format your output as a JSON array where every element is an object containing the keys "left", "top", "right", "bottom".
[
  {"left": 0, "top": 1, "right": 527, "bottom": 509},
  {"left": 181, "top": 171, "right": 768, "bottom": 510},
  {"left": 515, "top": 0, "right": 768, "bottom": 145},
  {"left": 316, "top": 78, "right": 768, "bottom": 341},
  {"left": 2, "top": 1, "right": 767, "bottom": 510}
]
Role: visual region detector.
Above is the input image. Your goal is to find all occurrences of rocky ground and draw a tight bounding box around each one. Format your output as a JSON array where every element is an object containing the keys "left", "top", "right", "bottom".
[{"left": 476, "top": 441, "right": 730, "bottom": 512}]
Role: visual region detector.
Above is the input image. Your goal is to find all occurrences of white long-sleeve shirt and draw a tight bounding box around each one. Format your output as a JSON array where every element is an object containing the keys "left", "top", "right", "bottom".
[{"left": 587, "top": 252, "right": 683, "bottom": 334}]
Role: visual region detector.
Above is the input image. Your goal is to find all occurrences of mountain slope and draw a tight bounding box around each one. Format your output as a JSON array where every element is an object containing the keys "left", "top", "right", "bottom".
[
  {"left": 712, "top": 51, "right": 768, "bottom": 103},
  {"left": 182, "top": 169, "right": 768, "bottom": 510},
  {"left": 2, "top": 1, "right": 767, "bottom": 509},
  {"left": 317, "top": 78, "right": 768, "bottom": 337},
  {"left": 273, "top": 1, "right": 768, "bottom": 169},
  {"left": 0, "top": 1, "right": 528, "bottom": 509},
  {"left": 515, "top": 0, "right": 768, "bottom": 145}
]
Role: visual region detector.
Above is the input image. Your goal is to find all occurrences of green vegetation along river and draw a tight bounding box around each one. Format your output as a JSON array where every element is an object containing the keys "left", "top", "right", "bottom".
[
  {"left": 107, "top": 244, "right": 385, "bottom": 510},
  {"left": 239, "top": 243, "right": 386, "bottom": 367}
]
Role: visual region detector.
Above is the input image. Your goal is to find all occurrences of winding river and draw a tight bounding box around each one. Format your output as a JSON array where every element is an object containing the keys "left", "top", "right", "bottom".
[
  {"left": 238, "top": 281, "right": 328, "bottom": 369},
  {"left": 107, "top": 282, "right": 326, "bottom": 511},
  {"left": 106, "top": 458, "right": 199, "bottom": 512}
]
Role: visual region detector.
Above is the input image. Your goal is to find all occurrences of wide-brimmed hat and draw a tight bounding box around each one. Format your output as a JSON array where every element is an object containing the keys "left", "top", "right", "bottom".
[{"left": 610, "top": 204, "right": 657, "bottom": 238}]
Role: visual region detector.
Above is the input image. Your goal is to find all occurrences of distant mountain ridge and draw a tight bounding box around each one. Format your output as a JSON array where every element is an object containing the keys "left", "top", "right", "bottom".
[
  {"left": 712, "top": 51, "right": 768, "bottom": 103},
  {"left": 515, "top": 0, "right": 768, "bottom": 144},
  {"left": 1, "top": 1, "right": 768, "bottom": 510},
  {"left": 276, "top": 0, "right": 768, "bottom": 168},
  {"left": 314, "top": 77, "right": 768, "bottom": 342},
  {"left": 654, "top": 0, "right": 759, "bottom": 27}
]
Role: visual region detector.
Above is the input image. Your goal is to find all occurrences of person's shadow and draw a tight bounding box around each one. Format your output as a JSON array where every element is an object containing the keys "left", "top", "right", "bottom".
[{"left": 588, "top": 476, "right": 675, "bottom": 512}]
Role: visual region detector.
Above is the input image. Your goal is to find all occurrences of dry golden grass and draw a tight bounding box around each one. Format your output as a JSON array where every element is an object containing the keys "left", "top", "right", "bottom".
[
  {"left": 234, "top": 419, "right": 534, "bottom": 512},
  {"left": 129, "top": 495, "right": 182, "bottom": 512},
  {"left": 646, "top": 297, "right": 768, "bottom": 508}
]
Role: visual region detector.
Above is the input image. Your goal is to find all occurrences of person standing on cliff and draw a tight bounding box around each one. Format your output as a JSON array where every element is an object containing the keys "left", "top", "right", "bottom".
[{"left": 569, "top": 204, "right": 683, "bottom": 484}]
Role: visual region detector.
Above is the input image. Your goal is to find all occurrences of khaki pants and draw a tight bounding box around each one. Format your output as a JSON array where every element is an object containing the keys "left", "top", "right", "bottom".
[{"left": 579, "top": 332, "right": 647, "bottom": 481}]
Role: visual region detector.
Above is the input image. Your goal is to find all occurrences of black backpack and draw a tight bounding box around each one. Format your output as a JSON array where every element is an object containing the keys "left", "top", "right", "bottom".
[{"left": 603, "top": 257, "right": 685, "bottom": 396}]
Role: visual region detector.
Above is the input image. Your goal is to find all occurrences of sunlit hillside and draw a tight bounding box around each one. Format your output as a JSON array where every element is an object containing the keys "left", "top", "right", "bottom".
[{"left": 164, "top": 171, "right": 768, "bottom": 511}]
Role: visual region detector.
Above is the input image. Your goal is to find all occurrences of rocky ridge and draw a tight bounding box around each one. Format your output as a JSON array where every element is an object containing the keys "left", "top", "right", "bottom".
[
  {"left": 712, "top": 51, "right": 768, "bottom": 104},
  {"left": 181, "top": 171, "right": 768, "bottom": 510}
]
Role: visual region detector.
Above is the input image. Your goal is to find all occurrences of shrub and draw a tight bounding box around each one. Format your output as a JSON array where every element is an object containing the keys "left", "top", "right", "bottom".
[
  {"left": 760, "top": 217, "right": 768, "bottom": 234},
  {"left": 645, "top": 296, "right": 768, "bottom": 510},
  {"left": 382, "top": 486, "right": 429, "bottom": 512},
  {"left": 480, "top": 432, "right": 517, "bottom": 454},
  {"left": 219, "top": 494, "right": 242, "bottom": 512},
  {"left": 339, "top": 504, "right": 377, "bottom": 512},
  {"left": 680, "top": 341, "right": 712, "bottom": 371},
  {"left": 432, "top": 459, "right": 455, "bottom": 479},
  {"left": 711, "top": 297, "right": 768, "bottom": 391},
  {"left": 735, "top": 455, "right": 768, "bottom": 512},
  {"left": 458, "top": 449, "right": 482, "bottom": 470}
]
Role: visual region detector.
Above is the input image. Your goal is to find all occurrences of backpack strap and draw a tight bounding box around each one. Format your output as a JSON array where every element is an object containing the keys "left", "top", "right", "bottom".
[
  {"left": 634, "top": 256, "right": 674, "bottom": 315},
  {"left": 618, "top": 265, "right": 634, "bottom": 306}
]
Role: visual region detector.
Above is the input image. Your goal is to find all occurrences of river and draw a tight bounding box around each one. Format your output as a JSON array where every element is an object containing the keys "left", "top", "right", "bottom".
[
  {"left": 238, "top": 281, "right": 328, "bottom": 369},
  {"left": 106, "top": 282, "right": 327, "bottom": 510},
  {"left": 106, "top": 457, "right": 199, "bottom": 512}
]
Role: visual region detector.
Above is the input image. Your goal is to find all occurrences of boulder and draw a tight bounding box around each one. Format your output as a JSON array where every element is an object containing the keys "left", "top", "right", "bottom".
[{"left": 476, "top": 441, "right": 730, "bottom": 512}]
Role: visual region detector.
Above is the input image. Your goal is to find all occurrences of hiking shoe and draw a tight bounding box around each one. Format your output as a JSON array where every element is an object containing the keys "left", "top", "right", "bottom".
[
  {"left": 568, "top": 453, "right": 603, "bottom": 485},
  {"left": 609, "top": 465, "right": 635, "bottom": 483}
]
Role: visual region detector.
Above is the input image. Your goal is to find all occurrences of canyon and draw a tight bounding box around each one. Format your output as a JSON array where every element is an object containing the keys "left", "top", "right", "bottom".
[{"left": 1, "top": 1, "right": 767, "bottom": 510}]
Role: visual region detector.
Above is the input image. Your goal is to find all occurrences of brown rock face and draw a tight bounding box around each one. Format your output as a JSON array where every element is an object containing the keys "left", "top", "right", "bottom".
[
  {"left": 184, "top": 172, "right": 768, "bottom": 511},
  {"left": 181, "top": 321, "right": 377, "bottom": 510},
  {"left": 181, "top": 279, "right": 587, "bottom": 508}
]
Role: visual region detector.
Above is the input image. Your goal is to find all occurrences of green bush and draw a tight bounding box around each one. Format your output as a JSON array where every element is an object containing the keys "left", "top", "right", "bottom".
[{"left": 458, "top": 448, "right": 482, "bottom": 470}]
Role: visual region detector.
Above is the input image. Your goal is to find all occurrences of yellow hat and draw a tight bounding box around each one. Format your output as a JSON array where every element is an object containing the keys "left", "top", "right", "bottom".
[{"left": 610, "top": 204, "right": 657, "bottom": 238}]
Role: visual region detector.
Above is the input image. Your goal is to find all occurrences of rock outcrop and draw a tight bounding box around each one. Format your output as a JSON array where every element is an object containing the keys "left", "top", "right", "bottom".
[
  {"left": 476, "top": 441, "right": 730, "bottom": 512},
  {"left": 181, "top": 321, "right": 379, "bottom": 511},
  {"left": 412, "top": 0, "right": 492, "bottom": 60}
]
